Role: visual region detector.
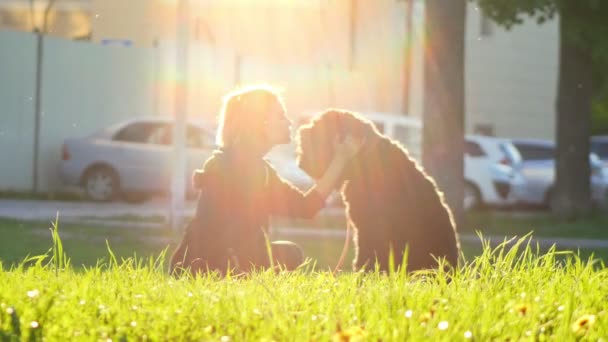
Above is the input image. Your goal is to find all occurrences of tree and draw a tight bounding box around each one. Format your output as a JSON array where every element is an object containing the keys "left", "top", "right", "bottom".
[
  {"left": 29, "top": 0, "right": 58, "bottom": 34},
  {"left": 474, "top": 1, "right": 608, "bottom": 218},
  {"left": 422, "top": 0, "right": 467, "bottom": 228}
]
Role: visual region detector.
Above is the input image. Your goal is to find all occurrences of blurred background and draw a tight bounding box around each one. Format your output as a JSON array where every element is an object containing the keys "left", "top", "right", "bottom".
[
  {"left": 1, "top": 0, "right": 608, "bottom": 269},
  {"left": 0, "top": 0, "right": 562, "bottom": 193}
]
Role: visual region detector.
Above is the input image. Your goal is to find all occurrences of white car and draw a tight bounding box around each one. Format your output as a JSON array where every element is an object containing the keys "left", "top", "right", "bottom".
[
  {"left": 60, "top": 117, "right": 216, "bottom": 201},
  {"left": 511, "top": 139, "right": 608, "bottom": 208},
  {"left": 464, "top": 135, "right": 526, "bottom": 210}
]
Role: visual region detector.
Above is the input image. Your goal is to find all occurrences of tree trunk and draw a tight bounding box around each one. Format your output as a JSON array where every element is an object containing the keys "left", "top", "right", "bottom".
[
  {"left": 422, "top": 0, "right": 467, "bottom": 228},
  {"left": 553, "top": 12, "right": 593, "bottom": 218}
]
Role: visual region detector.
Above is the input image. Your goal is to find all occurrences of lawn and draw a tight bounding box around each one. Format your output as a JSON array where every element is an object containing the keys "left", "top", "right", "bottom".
[
  {"left": 0, "top": 227, "right": 606, "bottom": 340},
  {"left": 2, "top": 210, "right": 608, "bottom": 270},
  {"left": 465, "top": 210, "right": 608, "bottom": 240}
]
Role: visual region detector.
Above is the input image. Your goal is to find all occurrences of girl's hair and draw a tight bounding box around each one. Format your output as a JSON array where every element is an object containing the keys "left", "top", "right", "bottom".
[{"left": 216, "top": 84, "right": 286, "bottom": 148}]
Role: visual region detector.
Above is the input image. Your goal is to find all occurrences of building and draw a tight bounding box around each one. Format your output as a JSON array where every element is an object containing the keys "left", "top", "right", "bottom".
[
  {"left": 87, "top": 0, "right": 558, "bottom": 139},
  {"left": 0, "top": 0, "right": 91, "bottom": 39}
]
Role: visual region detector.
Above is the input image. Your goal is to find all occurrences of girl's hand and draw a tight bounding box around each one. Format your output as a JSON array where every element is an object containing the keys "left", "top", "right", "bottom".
[{"left": 333, "top": 135, "right": 366, "bottom": 163}]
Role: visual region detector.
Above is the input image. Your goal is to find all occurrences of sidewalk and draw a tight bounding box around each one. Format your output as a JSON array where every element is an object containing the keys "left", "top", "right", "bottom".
[
  {"left": 2, "top": 199, "right": 608, "bottom": 250},
  {"left": 0, "top": 198, "right": 193, "bottom": 221}
]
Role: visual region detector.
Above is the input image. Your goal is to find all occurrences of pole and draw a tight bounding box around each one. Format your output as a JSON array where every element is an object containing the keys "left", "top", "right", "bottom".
[
  {"left": 403, "top": 0, "right": 414, "bottom": 115},
  {"left": 170, "top": 0, "right": 189, "bottom": 230},
  {"left": 32, "top": 32, "right": 43, "bottom": 193}
]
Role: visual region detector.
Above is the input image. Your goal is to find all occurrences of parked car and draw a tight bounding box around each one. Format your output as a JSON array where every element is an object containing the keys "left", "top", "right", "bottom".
[
  {"left": 511, "top": 139, "right": 608, "bottom": 208},
  {"left": 60, "top": 117, "right": 216, "bottom": 202},
  {"left": 266, "top": 143, "right": 315, "bottom": 190},
  {"left": 357, "top": 112, "right": 423, "bottom": 161},
  {"left": 464, "top": 135, "right": 526, "bottom": 210},
  {"left": 591, "top": 135, "right": 608, "bottom": 166}
]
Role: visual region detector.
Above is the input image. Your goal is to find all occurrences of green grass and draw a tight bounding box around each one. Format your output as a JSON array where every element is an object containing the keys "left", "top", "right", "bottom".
[
  {"left": 0, "top": 224, "right": 607, "bottom": 341},
  {"left": 0, "top": 218, "right": 174, "bottom": 269},
  {"left": 3, "top": 210, "right": 608, "bottom": 270},
  {"left": 465, "top": 210, "right": 608, "bottom": 240}
]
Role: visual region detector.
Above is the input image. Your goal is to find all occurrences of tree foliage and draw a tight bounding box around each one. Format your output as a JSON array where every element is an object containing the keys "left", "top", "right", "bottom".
[
  {"left": 474, "top": 0, "right": 608, "bottom": 89},
  {"left": 473, "top": 0, "right": 608, "bottom": 217}
]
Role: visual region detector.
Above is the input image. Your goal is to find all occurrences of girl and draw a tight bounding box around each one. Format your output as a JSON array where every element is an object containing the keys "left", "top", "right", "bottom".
[{"left": 170, "top": 85, "right": 362, "bottom": 275}]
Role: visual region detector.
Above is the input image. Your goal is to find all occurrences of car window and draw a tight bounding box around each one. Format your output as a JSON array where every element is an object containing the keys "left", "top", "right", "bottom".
[
  {"left": 514, "top": 143, "right": 554, "bottom": 161},
  {"left": 464, "top": 141, "right": 486, "bottom": 157},
  {"left": 187, "top": 125, "right": 215, "bottom": 149},
  {"left": 113, "top": 122, "right": 162, "bottom": 144},
  {"left": 147, "top": 124, "right": 172, "bottom": 145},
  {"left": 591, "top": 141, "right": 608, "bottom": 159},
  {"left": 499, "top": 142, "right": 522, "bottom": 165}
]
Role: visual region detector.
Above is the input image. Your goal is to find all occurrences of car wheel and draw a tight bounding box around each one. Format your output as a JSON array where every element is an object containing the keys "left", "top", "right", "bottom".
[
  {"left": 464, "top": 182, "right": 482, "bottom": 211},
  {"left": 83, "top": 166, "right": 119, "bottom": 202}
]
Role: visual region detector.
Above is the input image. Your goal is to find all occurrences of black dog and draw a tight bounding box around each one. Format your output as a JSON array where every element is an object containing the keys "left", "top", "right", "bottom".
[{"left": 297, "top": 109, "right": 460, "bottom": 272}]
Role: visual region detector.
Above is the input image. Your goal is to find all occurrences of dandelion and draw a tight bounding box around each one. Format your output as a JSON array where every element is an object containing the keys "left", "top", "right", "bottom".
[
  {"left": 333, "top": 325, "right": 367, "bottom": 342},
  {"left": 30, "top": 321, "right": 39, "bottom": 328},
  {"left": 419, "top": 312, "right": 432, "bottom": 325},
  {"left": 130, "top": 321, "right": 137, "bottom": 327},
  {"left": 464, "top": 330, "right": 473, "bottom": 339},
  {"left": 438, "top": 321, "right": 449, "bottom": 330},
  {"left": 557, "top": 305, "right": 565, "bottom": 312},
  {"left": 220, "top": 336, "right": 231, "bottom": 342},
  {"left": 6, "top": 307, "right": 14, "bottom": 315},
  {"left": 404, "top": 310, "right": 413, "bottom": 318},
  {"left": 572, "top": 314, "right": 596, "bottom": 335},
  {"left": 27, "top": 289, "right": 40, "bottom": 298},
  {"left": 515, "top": 303, "right": 528, "bottom": 316}
]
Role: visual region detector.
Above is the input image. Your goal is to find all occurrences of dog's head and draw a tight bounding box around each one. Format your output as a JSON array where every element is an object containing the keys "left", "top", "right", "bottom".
[{"left": 296, "top": 109, "right": 378, "bottom": 180}]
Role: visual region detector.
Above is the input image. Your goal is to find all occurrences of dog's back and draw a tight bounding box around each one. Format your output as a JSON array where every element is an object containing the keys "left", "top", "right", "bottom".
[{"left": 343, "top": 137, "right": 460, "bottom": 272}]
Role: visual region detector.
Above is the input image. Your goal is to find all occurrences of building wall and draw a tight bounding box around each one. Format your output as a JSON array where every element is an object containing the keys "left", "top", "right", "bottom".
[
  {"left": 87, "top": 0, "right": 559, "bottom": 140},
  {"left": 0, "top": 0, "right": 91, "bottom": 39},
  {"left": 0, "top": 31, "right": 158, "bottom": 192},
  {"left": 91, "top": 0, "right": 170, "bottom": 47},
  {"left": 0, "top": 30, "right": 37, "bottom": 192},
  {"left": 465, "top": 5, "right": 559, "bottom": 140}
]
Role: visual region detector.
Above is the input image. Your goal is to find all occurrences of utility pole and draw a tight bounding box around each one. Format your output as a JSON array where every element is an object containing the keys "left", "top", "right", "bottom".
[
  {"left": 402, "top": 0, "right": 414, "bottom": 115},
  {"left": 31, "top": 0, "right": 57, "bottom": 192},
  {"left": 170, "top": 0, "right": 190, "bottom": 230}
]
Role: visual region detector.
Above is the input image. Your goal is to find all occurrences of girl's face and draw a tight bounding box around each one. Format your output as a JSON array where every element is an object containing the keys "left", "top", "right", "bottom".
[{"left": 264, "top": 101, "right": 292, "bottom": 146}]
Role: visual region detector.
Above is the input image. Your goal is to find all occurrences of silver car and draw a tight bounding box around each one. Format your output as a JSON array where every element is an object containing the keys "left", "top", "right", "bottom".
[
  {"left": 60, "top": 117, "right": 216, "bottom": 201},
  {"left": 511, "top": 139, "right": 608, "bottom": 208}
]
